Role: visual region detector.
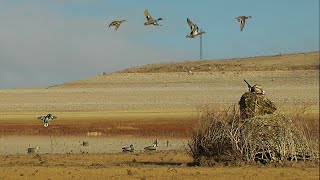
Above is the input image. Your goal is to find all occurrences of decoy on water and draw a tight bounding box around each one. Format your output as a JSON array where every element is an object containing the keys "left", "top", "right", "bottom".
[
  {"left": 235, "top": 16, "right": 252, "bottom": 31},
  {"left": 80, "top": 141, "right": 89, "bottom": 146},
  {"left": 27, "top": 146, "right": 40, "bottom": 154},
  {"left": 144, "top": 140, "right": 158, "bottom": 151},
  {"left": 122, "top": 144, "right": 134, "bottom": 152},
  {"left": 144, "top": 144, "right": 157, "bottom": 151},
  {"left": 144, "top": 9, "right": 163, "bottom": 26}
]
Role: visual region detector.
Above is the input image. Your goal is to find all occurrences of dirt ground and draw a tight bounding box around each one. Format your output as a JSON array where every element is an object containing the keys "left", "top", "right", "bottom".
[
  {"left": 0, "top": 151, "right": 319, "bottom": 180},
  {"left": 0, "top": 52, "right": 319, "bottom": 179}
]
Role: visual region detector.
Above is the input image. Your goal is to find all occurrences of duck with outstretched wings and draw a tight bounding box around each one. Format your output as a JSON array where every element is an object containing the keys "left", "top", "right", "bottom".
[
  {"left": 144, "top": 9, "right": 163, "bottom": 26},
  {"left": 235, "top": 16, "right": 252, "bottom": 31},
  {"left": 186, "top": 18, "right": 206, "bottom": 38},
  {"left": 108, "top": 19, "right": 126, "bottom": 31},
  {"left": 37, "top": 114, "right": 57, "bottom": 127}
]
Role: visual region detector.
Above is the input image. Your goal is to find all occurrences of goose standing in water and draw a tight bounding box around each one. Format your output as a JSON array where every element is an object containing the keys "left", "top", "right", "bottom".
[
  {"left": 144, "top": 9, "right": 163, "bottom": 26},
  {"left": 109, "top": 20, "right": 126, "bottom": 31},
  {"left": 122, "top": 144, "right": 134, "bottom": 152},
  {"left": 186, "top": 18, "right": 206, "bottom": 38},
  {"left": 235, "top": 16, "right": 252, "bottom": 31}
]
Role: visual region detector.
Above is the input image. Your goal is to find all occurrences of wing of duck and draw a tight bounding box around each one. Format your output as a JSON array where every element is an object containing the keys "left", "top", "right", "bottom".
[
  {"left": 144, "top": 9, "right": 153, "bottom": 20},
  {"left": 187, "top": 18, "right": 197, "bottom": 34},
  {"left": 187, "top": 18, "right": 194, "bottom": 29}
]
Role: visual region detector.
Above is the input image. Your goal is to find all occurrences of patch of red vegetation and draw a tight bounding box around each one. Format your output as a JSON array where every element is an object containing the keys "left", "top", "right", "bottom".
[{"left": 0, "top": 121, "right": 195, "bottom": 137}]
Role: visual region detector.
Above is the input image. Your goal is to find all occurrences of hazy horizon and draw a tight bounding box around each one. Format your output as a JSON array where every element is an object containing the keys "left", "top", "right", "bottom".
[{"left": 0, "top": 0, "right": 319, "bottom": 89}]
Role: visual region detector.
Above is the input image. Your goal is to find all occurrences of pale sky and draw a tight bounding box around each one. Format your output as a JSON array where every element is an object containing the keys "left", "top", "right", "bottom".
[{"left": 0, "top": 0, "right": 319, "bottom": 88}]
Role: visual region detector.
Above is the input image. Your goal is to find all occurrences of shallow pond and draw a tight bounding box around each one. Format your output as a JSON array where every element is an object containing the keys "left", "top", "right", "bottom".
[{"left": 0, "top": 135, "right": 189, "bottom": 155}]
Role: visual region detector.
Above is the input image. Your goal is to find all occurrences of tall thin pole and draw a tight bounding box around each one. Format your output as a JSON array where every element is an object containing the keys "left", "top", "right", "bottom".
[{"left": 200, "top": 28, "right": 203, "bottom": 60}]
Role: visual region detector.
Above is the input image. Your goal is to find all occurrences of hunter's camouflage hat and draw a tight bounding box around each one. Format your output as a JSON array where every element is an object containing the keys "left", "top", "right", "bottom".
[{"left": 251, "top": 84, "right": 265, "bottom": 95}]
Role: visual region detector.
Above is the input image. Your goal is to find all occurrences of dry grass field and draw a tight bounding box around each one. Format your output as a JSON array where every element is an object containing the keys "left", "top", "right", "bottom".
[
  {"left": 0, "top": 151, "right": 319, "bottom": 180},
  {"left": 0, "top": 52, "right": 319, "bottom": 179},
  {"left": 121, "top": 51, "right": 319, "bottom": 73}
]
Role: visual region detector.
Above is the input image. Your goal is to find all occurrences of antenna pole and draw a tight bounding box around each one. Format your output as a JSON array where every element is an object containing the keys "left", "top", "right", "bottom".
[{"left": 200, "top": 28, "right": 203, "bottom": 60}]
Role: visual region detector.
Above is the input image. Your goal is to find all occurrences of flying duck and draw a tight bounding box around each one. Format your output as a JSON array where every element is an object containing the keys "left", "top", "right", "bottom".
[
  {"left": 235, "top": 16, "right": 252, "bottom": 31},
  {"left": 37, "top": 114, "right": 57, "bottom": 127},
  {"left": 186, "top": 18, "right": 206, "bottom": 38},
  {"left": 109, "top": 20, "right": 126, "bottom": 31},
  {"left": 144, "top": 9, "right": 163, "bottom": 26}
]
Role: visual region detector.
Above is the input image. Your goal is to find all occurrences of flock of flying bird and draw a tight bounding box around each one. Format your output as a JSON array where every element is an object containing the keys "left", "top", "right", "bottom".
[
  {"left": 31, "top": 9, "right": 253, "bottom": 153},
  {"left": 109, "top": 9, "right": 252, "bottom": 38},
  {"left": 35, "top": 10, "right": 252, "bottom": 128},
  {"left": 38, "top": 12, "right": 252, "bottom": 127}
]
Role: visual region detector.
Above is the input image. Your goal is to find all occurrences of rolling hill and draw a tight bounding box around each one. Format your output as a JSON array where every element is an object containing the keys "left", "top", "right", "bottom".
[{"left": 120, "top": 51, "right": 319, "bottom": 73}]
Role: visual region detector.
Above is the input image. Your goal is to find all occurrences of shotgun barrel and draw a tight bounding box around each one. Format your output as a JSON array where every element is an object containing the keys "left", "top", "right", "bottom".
[{"left": 244, "top": 79, "right": 252, "bottom": 89}]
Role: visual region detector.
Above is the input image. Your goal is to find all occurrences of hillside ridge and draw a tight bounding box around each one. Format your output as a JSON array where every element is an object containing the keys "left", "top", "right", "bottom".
[
  {"left": 120, "top": 51, "right": 319, "bottom": 73},
  {"left": 55, "top": 51, "right": 319, "bottom": 88}
]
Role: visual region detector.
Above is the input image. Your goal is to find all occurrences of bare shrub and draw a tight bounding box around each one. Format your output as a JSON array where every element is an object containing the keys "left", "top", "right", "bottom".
[
  {"left": 188, "top": 105, "right": 243, "bottom": 164},
  {"left": 188, "top": 105, "right": 319, "bottom": 166}
]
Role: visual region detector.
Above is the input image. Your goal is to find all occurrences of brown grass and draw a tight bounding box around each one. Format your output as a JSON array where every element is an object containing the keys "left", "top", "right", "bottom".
[
  {"left": 120, "top": 52, "right": 319, "bottom": 73},
  {"left": 0, "top": 151, "right": 319, "bottom": 180}
]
